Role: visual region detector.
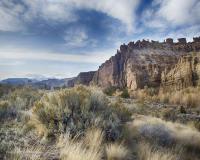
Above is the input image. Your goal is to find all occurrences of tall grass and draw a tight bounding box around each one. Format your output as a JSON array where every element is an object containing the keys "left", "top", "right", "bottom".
[
  {"left": 138, "top": 142, "right": 178, "bottom": 160},
  {"left": 105, "top": 143, "right": 130, "bottom": 160},
  {"left": 132, "top": 87, "right": 200, "bottom": 108}
]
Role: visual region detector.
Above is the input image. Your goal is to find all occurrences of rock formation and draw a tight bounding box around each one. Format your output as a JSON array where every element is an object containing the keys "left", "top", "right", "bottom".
[
  {"left": 71, "top": 37, "right": 200, "bottom": 91},
  {"left": 92, "top": 37, "right": 200, "bottom": 90},
  {"left": 68, "top": 71, "right": 96, "bottom": 87},
  {"left": 161, "top": 54, "right": 200, "bottom": 91}
]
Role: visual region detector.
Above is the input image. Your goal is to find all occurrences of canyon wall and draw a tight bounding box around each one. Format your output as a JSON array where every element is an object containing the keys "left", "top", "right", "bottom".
[
  {"left": 71, "top": 37, "right": 200, "bottom": 91},
  {"left": 92, "top": 37, "right": 200, "bottom": 90}
]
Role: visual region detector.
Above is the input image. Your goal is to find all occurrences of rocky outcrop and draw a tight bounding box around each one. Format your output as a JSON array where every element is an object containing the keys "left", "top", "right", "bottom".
[
  {"left": 68, "top": 71, "right": 96, "bottom": 87},
  {"left": 161, "top": 54, "right": 200, "bottom": 91},
  {"left": 92, "top": 37, "right": 200, "bottom": 90}
]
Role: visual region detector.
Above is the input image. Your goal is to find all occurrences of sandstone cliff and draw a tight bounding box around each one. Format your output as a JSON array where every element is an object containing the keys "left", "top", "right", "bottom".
[
  {"left": 92, "top": 37, "right": 200, "bottom": 90},
  {"left": 161, "top": 53, "right": 200, "bottom": 91},
  {"left": 71, "top": 37, "right": 200, "bottom": 91}
]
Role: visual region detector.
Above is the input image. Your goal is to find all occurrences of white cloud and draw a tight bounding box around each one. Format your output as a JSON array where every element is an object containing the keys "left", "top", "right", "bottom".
[
  {"left": 0, "top": 47, "right": 114, "bottom": 64},
  {"left": 64, "top": 28, "right": 88, "bottom": 47},
  {"left": 0, "top": 0, "right": 140, "bottom": 32},
  {"left": 144, "top": 0, "right": 200, "bottom": 28},
  {"left": 140, "top": 0, "right": 200, "bottom": 40},
  {"left": 68, "top": 0, "right": 140, "bottom": 32},
  {"left": 0, "top": 46, "right": 116, "bottom": 79},
  {"left": 0, "top": 0, "right": 25, "bottom": 31},
  {"left": 22, "top": 0, "right": 77, "bottom": 23},
  {"left": 157, "top": 0, "right": 200, "bottom": 26},
  {"left": 64, "top": 27, "right": 98, "bottom": 48}
]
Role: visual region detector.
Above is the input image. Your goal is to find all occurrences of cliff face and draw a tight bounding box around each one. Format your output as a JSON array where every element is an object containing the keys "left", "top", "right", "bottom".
[
  {"left": 71, "top": 37, "right": 200, "bottom": 91},
  {"left": 92, "top": 37, "right": 200, "bottom": 90},
  {"left": 161, "top": 54, "right": 200, "bottom": 91}
]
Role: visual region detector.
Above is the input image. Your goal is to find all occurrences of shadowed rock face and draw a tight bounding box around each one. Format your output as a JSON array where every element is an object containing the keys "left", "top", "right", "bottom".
[
  {"left": 68, "top": 71, "right": 96, "bottom": 87},
  {"left": 92, "top": 37, "right": 200, "bottom": 90}
]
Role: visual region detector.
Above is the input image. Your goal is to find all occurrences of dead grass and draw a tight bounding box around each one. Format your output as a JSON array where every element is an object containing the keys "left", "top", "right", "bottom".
[
  {"left": 138, "top": 142, "right": 178, "bottom": 160},
  {"left": 105, "top": 143, "right": 130, "bottom": 160},
  {"left": 84, "top": 128, "right": 104, "bottom": 149},
  {"left": 57, "top": 128, "right": 103, "bottom": 160},
  {"left": 132, "top": 87, "right": 200, "bottom": 108}
]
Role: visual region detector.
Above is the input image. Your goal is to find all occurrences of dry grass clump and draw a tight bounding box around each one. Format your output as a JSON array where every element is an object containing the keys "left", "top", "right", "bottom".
[
  {"left": 58, "top": 128, "right": 103, "bottom": 160},
  {"left": 58, "top": 127, "right": 130, "bottom": 160},
  {"left": 159, "top": 87, "right": 200, "bottom": 107},
  {"left": 138, "top": 142, "right": 178, "bottom": 160},
  {"left": 84, "top": 128, "right": 104, "bottom": 149},
  {"left": 58, "top": 135, "right": 102, "bottom": 160},
  {"left": 105, "top": 143, "right": 130, "bottom": 160}
]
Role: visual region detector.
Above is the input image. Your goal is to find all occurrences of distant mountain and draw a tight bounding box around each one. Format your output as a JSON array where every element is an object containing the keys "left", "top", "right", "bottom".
[
  {"left": 0, "top": 77, "right": 74, "bottom": 89},
  {"left": 33, "top": 78, "right": 73, "bottom": 89},
  {"left": 0, "top": 78, "right": 37, "bottom": 86}
]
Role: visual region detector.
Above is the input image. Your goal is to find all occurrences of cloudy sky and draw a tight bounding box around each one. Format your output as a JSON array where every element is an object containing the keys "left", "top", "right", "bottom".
[{"left": 0, "top": 0, "right": 200, "bottom": 79}]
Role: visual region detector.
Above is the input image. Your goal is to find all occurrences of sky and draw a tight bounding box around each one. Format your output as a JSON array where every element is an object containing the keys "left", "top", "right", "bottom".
[{"left": 0, "top": 0, "right": 200, "bottom": 80}]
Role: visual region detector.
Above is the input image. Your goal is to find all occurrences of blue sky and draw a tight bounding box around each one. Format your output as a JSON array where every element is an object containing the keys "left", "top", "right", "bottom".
[{"left": 0, "top": 0, "right": 200, "bottom": 79}]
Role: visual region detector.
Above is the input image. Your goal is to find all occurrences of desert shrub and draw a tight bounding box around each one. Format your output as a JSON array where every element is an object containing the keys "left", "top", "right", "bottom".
[
  {"left": 31, "top": 86, "right": 130, "bottom": 140},
  {"left": 0, "top": 87, "right": 43, "bottom": 122},
  {"left": 6, "top": 87, "right": 43, "bottom": 110},
  {"left": 179, "top": 106, "right": 186, "bottom": 114},
  {"left": 110, "top": 99, "right": 132, "bottom": 122},
  {"left": 132, "top": 115, "right": 200, "bottom": 153},
  {"left": 120, "top": 88, "right": 130, "bottom": 98},
  {"left": 103, "top": 86, "right": 118, "bottom": 96},
  {"left": 188, "top": 121, "right": 200, "bottom": 131},
  {"left": 144, "top": 87, "right": 159, "bottom": 97},
  {"left": 161, "top": 108, "right": 177, "bottom": 121},
  {"left": 0, "top": 100, "right": 16, "bottom": 121},
  {"left": 139, "top": 123, "right": 174, "bottom": 146},
  {"left": 0, "top": 84, "right": 15, "bottom": 98}
]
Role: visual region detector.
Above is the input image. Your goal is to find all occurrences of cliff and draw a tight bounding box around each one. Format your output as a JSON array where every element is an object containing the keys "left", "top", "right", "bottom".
[
  {"left": 68, "top": 71, "right": 96, "bottom": 87},
  {"left": 71, "top": 36, "right": 200, "bottom": 91},
  {"left": 161, "top": 53, "right": 200, "bottom": 91},
  {"left": 92, "top": 37, "right": 200, "bottom": 90}
]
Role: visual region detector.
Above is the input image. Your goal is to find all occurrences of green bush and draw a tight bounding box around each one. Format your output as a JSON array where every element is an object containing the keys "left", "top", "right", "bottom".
[
  {"left": 32, "top": 86, "right": 131, "bottom": 141},
  {"left": 120, "top": 89, "right": 130, "bottom": 98},
  {"left": 103, "top": 86, "right": 118, "bottom": 96},
  {"left": 0, "top": 101, "right": 14, "bottom": 120}
]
